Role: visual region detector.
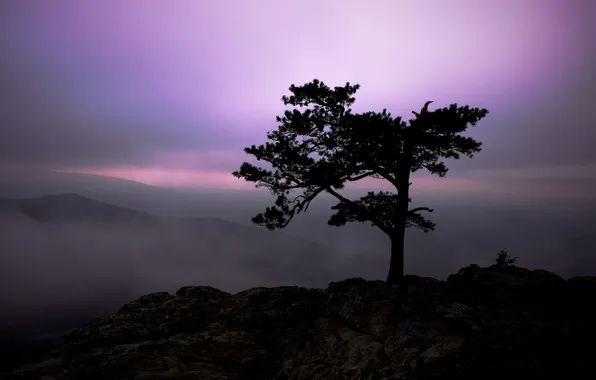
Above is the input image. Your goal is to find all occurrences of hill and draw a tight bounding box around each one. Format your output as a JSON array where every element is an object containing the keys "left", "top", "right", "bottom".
[
  {"left": 2, "top": 168, "right": 596, "bottom": 280},
  {"left": 0, "top": 193, "right": 336, "bottom": 288},
  {"left": 0, "top": 193, "right": 341, "bottom": 372},
  {"left": 3, "top": 264, "right": 595, "bottom": 379},
  {"left": 0, "top": 168, "right": 271, "bottom": 220},
  {"left": 0, "top": 193, "right": 157, "bottom": 224}
]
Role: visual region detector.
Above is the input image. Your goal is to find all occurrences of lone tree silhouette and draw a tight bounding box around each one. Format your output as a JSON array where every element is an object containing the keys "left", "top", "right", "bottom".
[{"left": 233, "top": 79, "right": 489, "bottom": 284}]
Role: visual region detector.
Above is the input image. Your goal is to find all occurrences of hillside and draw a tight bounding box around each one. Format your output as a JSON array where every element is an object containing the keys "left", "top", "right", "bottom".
[
  {"left": 0, "top": 193, "right": 335, "bottom": 275},
  {"left": 0, "top": 168, "right": 271, "bottom": 220},
  {"left": 0, "top": 193, "right": 341, "bottom": 372},
  {"left": 3, "top": 264, "right": 595, "bottom": 379},
  {"left": 0, "top": 193, "right": 157, "bottom": 224}
]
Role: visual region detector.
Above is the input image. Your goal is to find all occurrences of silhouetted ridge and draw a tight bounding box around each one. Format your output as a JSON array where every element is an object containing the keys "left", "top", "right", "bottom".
[
  {"left": 0, "top": 193, "right": 156, "bottom": 224},
  {"left": 4, "top": 264, "right": 595, "bottom": 379}
]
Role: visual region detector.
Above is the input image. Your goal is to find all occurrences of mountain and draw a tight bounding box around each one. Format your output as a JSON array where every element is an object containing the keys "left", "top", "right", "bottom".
[
  {"left": 0, "top": 193, "right": 352, "bottom": 372},
  {"left": 0, "top": 167, "right": 272, "bottom": 220},
  {"left": 4, "top": 265, "right": 596, "bottom": 379},
  {"left": 0, "top": 193, "right": 340, "bottom": 292},
  {"left": 2, "top": 169, "right": 596, "bottom": 281},
  {"left": 0, "top": 193, "right": 157, "bottom": 224}
]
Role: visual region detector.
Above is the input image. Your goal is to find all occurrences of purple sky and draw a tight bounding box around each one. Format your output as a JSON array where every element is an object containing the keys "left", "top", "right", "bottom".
[{"left": 1, "top": 0, "right": 595, "bottom": 191}]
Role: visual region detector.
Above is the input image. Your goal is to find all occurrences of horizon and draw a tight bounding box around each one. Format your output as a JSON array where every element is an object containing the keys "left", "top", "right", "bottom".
[
  {"left": 1, "top": 1, "right": 596, "bottom": 366},
  {"left": 1, "top": 0, "right": 595, "bottom": 196},
  {"left": 2, "top": 168, "right": 596, "bottom": 204}
]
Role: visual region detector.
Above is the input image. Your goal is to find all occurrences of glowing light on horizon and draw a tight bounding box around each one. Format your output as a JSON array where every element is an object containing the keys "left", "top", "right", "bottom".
[
  {"left": 59, "top": 167, "right": 490, "bottom": 194},
  {"left": 5, "top": 0, "right": 591, "bottom": 190}
]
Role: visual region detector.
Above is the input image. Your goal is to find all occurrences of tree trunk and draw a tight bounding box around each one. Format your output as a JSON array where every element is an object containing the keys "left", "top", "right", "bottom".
[
  {"left": 386, "top": 231, "right": 405, "bottom": 284},
  {"left": 388, "top": 162, "right": 411, "bottom": 285}
]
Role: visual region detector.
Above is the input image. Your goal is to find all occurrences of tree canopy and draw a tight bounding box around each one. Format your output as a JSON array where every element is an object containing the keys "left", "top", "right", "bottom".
[{"left": 233, "top": 79, "right": 489, "bottom": 283}]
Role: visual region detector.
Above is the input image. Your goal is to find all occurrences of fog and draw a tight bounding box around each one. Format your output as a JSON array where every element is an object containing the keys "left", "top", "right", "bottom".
[
  {"left": 0, "top": 171, "right": 595, "bottom": 339},
  {"left": 0, "top": 214, "right": 335, "bottom": 334}
]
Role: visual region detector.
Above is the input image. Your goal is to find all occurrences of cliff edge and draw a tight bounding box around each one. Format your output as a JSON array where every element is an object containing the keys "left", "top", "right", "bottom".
[{"left": 4, "top": 264, "right": 596, "bottom": 379}]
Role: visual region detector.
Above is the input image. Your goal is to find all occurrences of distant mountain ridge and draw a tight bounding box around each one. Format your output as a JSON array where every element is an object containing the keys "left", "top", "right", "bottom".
[
  {"left": 0, "top": 192, "right": 341, "bottom": 291},
  {"left": 0, "top": 168, "right": 273, "bottom": 220},
  {"left": 0, "top": 193, "right": 334, "bottom": 252},
  {"left": 0, "top": 192, "right": 347, "bottom": 372},
  {"left": 0, "top": 193, "right": 157, "bottom": 224}
]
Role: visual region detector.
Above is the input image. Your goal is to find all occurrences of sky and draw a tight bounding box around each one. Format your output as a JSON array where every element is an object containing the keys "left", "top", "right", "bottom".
[
  {"left": 1, "top": 0, "right": 595, "bottom": 192},
  {"left": 1, "top": 0, "right": 596, "bottom": 348}
]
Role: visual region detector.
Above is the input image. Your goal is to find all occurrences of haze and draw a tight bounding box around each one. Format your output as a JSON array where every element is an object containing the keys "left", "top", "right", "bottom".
[{"left": 0, "top": 0, "right": 595, "bottom": 345}]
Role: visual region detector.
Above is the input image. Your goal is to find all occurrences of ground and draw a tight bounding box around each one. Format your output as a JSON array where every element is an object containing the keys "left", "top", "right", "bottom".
[{"left": 3, "top": 264, "right": 595, "bottom": 380}]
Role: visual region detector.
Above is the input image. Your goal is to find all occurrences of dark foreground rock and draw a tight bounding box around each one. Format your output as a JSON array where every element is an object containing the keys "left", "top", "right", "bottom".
[{"left": 3, "top": 265, "right": 596, "bottom": 380}]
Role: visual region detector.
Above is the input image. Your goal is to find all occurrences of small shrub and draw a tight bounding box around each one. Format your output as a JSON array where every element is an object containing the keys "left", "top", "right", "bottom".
[{"left": 495, "top": 249, "right": 518, "bottom": 268}]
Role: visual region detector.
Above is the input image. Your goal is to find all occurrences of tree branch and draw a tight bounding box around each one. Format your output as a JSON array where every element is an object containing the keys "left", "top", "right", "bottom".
[
  {"left": 325, "top": 187, "right": 392, "bottom": 235},
  {"left": 346, "top": 171, "right": 375, "bottom": 181},
  {"left": 372, "top": 167, "right": 399, "bottom": 189},
  {"left": 279, "top": 188, "right": 325, "bottom": 227},
  {"left": 408, "top": 207, "right": 434, "bottom": 214}
]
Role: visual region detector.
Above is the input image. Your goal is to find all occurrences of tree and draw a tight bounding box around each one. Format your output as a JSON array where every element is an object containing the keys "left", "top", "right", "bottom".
[
  {"left": 494, "top": 249, "right": 518, "bottom": 269},
  {"left": 232, "top": 79, "right": 489, "bottom": 284}
]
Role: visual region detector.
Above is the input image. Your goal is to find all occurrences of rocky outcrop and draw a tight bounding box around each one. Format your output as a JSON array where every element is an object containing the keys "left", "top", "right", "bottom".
[{"left": 4, "top": 265, "right": 596, "bottom": 380}]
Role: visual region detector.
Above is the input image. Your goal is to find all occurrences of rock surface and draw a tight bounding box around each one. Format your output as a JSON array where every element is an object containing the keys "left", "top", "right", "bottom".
[{"left": 3, "top": 265, "right": 596, "bottom": 379}]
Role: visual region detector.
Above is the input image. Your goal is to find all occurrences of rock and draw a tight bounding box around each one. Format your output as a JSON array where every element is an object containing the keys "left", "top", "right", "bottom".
[
  {"left": 4, "top": 265, "right": 596, "bottom": 379},
  {"left": 175, "top": 286, "right": 232, "bottom": 300},
  {"left": 447, "top": 264, "right": 568, "bottom": 307},
  {"left": 568, "top": 275, "right": 596, "bottom": 290},
  {"left": 420, "top": 337, "right": 465, "bottom": 363}
]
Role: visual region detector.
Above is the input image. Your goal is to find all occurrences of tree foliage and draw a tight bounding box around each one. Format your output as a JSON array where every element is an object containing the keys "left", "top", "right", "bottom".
[
  {"left": 233, "top": 79, "right": 489, "bottom": 281},
  {"left": 495, "top": 249, "right": 518, "bottom": 269}
]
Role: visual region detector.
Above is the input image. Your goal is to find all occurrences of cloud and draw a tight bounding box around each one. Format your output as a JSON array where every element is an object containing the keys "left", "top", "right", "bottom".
[
  {"left": 62, "top": 167, "right": 255, "bottom": 189},
  {"left": 2, "top": 186, "right": 595, "bottom": 335},
  {"left": 0, "top": 0, "right": 594, "bottom": 181}
]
